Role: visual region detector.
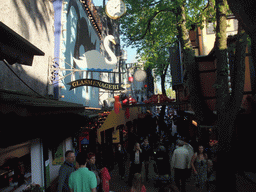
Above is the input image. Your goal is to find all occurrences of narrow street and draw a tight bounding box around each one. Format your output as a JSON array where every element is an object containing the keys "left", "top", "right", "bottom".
[
  {"left": 109, "top": 155, "right": 159, "bottom": 192},
  {"left": 108, "top": 153, "right": 215, "bottom": 192},
  {"left": 108, "top": 151, "right": 256, "bottom": 192}
]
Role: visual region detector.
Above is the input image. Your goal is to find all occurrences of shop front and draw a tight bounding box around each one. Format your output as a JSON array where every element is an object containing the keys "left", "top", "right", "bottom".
[{"left": 0, "top": 89, "right": 89, "bottom": 192}]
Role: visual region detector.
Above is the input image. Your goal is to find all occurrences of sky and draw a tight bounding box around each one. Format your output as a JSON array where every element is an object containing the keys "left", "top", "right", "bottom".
[{"left": 92, "top": 0, "right": 138, "bottom": 64}]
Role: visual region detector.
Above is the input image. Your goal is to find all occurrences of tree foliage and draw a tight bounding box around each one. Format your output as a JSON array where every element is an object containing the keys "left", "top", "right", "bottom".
[
  {"left": 120, "top": 0, "right": 210, "bottom": 95},
  {"left": 121, "top": 0, "right": 210, "bottom": 47}
]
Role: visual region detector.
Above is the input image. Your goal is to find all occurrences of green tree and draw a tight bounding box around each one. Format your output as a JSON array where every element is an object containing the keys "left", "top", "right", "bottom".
[
  {"left": 121, "top": 0, "right": 176, "bottom": 96},
  {"left": 140, "top": 41, "right": 171, "bottom": 96},
  {"left": 121, "top": 0, "right": 213, "bottom": 124}
]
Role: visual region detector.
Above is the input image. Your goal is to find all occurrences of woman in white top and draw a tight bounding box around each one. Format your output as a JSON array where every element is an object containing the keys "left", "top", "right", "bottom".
[{"left": 128, "top": 143, "right": 143, "bottom": 186}]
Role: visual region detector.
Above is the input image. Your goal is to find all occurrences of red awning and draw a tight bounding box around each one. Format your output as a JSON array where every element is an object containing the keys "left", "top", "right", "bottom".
[{"left": 143, "top": 94, "right": 175, "bottom": 104}]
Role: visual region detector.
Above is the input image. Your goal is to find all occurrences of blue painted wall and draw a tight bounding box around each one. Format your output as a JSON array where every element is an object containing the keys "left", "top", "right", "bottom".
[
  {"left": 56, "top": 0, "right": 103, "bottom": 107},
  {"left": 53, "top": 0, "right": 63, "bottom": 99}
]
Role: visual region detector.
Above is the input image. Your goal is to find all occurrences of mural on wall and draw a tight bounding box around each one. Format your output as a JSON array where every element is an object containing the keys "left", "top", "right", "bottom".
[
  {"left": 73, "top": 35, "right": 117, "bottom": 71},
  {"left": 59, "top": 0, "right": 116, "bottom": 106},
  {"left": 66, "top": 0, "right": 97, "bottom": 60}
]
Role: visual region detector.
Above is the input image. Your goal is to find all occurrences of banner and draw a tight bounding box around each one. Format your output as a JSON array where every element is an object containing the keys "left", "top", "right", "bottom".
[{"left": 67, "top": 79, "right": 125, "bottom": 91}]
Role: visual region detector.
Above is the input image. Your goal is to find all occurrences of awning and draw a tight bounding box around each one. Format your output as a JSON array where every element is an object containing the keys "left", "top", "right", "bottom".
[
  {"left": 0, "top": 89, "right": 85, "bottom": 116},
  {"left": 0, "top": 89, "right": 89, "bottom": 148},
  {"left": 0, "top": 22, "right": 44, "bottom": 65}
]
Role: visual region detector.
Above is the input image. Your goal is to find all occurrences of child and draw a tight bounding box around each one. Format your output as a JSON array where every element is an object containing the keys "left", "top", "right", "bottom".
[
  {"left": 131, "top": 173, "right": 146, "bottom": 192},
  {"left": 101, "top": 167, "right": 111, "bottom": 192}
]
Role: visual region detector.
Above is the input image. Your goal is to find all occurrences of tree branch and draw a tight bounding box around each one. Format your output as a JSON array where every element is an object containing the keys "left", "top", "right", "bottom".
[{"left": 129, "top": 8, "right": 175, "bottom": 42}]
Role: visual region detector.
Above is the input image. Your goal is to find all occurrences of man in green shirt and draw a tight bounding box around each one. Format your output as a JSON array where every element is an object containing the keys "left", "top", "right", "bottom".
[{"left": 69, "top": 152, "right": 97, "bottom": 192}]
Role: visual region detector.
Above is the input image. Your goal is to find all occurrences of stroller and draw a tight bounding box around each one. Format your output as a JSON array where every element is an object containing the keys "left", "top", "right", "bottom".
[{"left": 153, "top": 145, "right": 171, "bottom": 187}]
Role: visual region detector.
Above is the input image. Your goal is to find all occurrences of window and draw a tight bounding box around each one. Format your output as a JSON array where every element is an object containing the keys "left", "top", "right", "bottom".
[{"left": 0, "top": 143, "right": 31, "bottom": 191}]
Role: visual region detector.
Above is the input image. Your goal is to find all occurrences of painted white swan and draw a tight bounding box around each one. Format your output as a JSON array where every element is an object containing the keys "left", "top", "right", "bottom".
[{"left": 73, "top": 35, "right": 117, "bottom": 71}]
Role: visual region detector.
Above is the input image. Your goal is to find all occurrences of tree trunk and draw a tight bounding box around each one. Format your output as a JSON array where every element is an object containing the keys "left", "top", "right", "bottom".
[
  {"left": 159, "top": 72, "right": 167, "bottom": 128},
  {"left": 176, "top": 3, "right": 214, "bottom": 125},
  {"left": 161, "top": 71, "right": 167, "bottom": 96},
  {"left": 215, "top": 0, "right": 247, "bottom": 190},
  {"left": 146, "top": 66, "right": 154, "bottom": 97}
]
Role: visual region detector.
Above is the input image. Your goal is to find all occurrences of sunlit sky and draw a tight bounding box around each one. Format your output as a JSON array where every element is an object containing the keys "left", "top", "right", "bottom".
[{"left": 92, "top": 0, "right": 138, "bottom": 64}]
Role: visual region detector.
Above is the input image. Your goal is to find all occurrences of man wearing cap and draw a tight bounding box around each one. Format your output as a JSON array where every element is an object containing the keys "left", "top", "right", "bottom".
[{"left": 171, "top": 140, "right": 189, "bottom": 192}]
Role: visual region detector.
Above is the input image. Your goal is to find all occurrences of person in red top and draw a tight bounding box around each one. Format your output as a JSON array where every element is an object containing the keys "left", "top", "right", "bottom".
[
  {"left": 100, "top": 167, "right": 111, "bottom": 192},
  {"left": 131, "top": 173, "right": 146, "bottom": 192}
]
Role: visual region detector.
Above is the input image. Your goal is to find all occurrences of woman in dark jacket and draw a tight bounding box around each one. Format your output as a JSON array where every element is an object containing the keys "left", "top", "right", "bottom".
[
  {"left": 128, "top": 143, "right": 144, "bottom": 186},
  {"left": 116, "top": 143, "right": 127, "bottom": 179}
]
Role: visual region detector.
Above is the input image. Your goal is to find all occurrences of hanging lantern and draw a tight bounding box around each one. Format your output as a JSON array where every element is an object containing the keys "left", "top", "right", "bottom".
[
  {"left": 134, "top": 70, "right": 147, "bottom": 82},
  {"left": 114, "top": 95, "right": 122, "bottom": 114},
  {"left": 128, "top": 76, "right": 134, "bottom": 82},
  {"left": 144, "top": 84, "right": 147, "bottom": 88}
]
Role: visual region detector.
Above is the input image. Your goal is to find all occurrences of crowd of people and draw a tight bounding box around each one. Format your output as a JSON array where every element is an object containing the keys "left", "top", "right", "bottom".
[
  {"left": 57, "top": 139, "right": 215, "bottom": 192},
  {"left": 58, "top": 150, "right": 111, "bottom": 192},
  {"left": 57, "top": 114, "right": 216, "bottom": 192}
]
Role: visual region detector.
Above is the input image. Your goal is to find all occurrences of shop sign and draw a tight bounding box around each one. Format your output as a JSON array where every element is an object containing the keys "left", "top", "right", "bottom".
[{"left": 67, "top": 79, "right": 125, "bottom": 91}]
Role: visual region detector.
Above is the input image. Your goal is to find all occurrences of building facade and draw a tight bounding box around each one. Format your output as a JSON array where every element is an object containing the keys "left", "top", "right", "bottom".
[
  {"left": 0, "top": 0, "right": 54, "bottom": 96},
  {"left": 52, "top": 0, "right": 120, "bottom": 108},
  {"left": 170, "top": 16, "right": 256, "bottom": 145}
]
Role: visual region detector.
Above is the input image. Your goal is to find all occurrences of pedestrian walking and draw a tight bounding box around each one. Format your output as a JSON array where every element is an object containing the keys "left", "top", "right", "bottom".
[
  {"left": 141, "top": 138, "right": 152, "bottom": 182},
  {"left": 171, "top": 140, "right": 189, "bottom": 192},
  {"left": 128, "top": 126, "right": 138, "bottom": 155},
  {"left": 154, "top": 145, "right": 170, "bottom": 187},
  {"left": 87, "top": 152, "right": 101, "bottom": 191},
  {"left": 183, "top": 141, "right": 194, "bottom": 180},
  {"left": 116, "top": 143, "right": 127, "bottom": 180},
  {"left": 129, "top": 143, "right": 144, "bottom": 186},
  {"left": 100, "top": 167, "right": 111, "bottom": 192},
  {"left": 58, "top": 150, "right": 76, "bottom": 192},
  {"left": 69, "top": 151, "right": 97, "bottom": 192},
  {"left": 191, "top": 145, "right": 210, "bottom": 190},
  {"left": 131, "top": 173, "right": 146, "bottom": 192}
]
